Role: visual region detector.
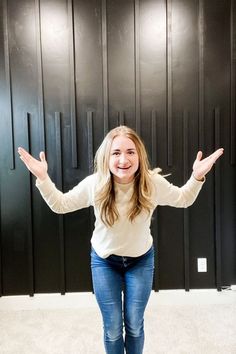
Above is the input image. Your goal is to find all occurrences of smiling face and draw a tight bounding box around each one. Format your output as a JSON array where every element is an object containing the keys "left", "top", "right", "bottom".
[{"left": 109, "top": 135, "right": 139, "bottom": 184}]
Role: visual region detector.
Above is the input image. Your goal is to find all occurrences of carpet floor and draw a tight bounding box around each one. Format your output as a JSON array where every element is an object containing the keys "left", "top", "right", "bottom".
[{"left": 0, "top": 290, "right": 235, "bottom": 354}]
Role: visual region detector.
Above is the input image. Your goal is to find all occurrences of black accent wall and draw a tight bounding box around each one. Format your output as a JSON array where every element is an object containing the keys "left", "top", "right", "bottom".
[{"left": 0, "top": 0, "right": 235, "bottom": 296}]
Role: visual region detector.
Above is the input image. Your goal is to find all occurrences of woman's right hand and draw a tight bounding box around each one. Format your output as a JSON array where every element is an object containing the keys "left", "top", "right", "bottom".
[{"left": 18, "top": 147, "right": 48, "bottom": 181}]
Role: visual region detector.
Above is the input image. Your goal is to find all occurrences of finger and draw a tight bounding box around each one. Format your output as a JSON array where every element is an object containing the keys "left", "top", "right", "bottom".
[
  {"left": 39, "top": 151, "right": 45, "bottom": 162},
  {"left": 208, "top": 148, "right": 224, "bottom": 163},
  {"left": 215, "top": 148, "right": 224, "bottom": 156},
  {"left": 18, "top": 147, "right": 26, "bottom": 156},
  {"left": 201, "top": 148, "right": 224, "bottom": 164},
  {"left": 210, "top": 148, "right": 224, "bottom": 157},
  {"left": 196, "top": 151, "right": 203, "bottom": 161},
  {"left": 18, "top": 146, "right": 26, "bottom": 152},
  {"left": 18, "top": 147, "right": 31, "bottom": 159},
  {"left": 19, "top": 155, "right": 31, "bottom": 170}
]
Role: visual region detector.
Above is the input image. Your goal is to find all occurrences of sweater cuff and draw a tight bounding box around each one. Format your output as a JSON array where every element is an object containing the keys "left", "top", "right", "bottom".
[
  {"left": 35, "top": 174, "right": 50, "bottom": 186},
  {"left": 35, "top": 175, "right": 55, "bottom": 195},
  {"left": 191, "top": 173, "right": 206, "bottom": 184}
]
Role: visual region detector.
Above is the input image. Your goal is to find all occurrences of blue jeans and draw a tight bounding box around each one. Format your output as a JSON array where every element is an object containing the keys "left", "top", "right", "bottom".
[{"left": 91, "top": 245, "right": 154, "bottom": 354}]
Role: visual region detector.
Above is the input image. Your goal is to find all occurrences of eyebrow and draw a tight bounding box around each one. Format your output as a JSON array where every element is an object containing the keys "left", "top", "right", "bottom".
[{"left": 111, "top": 148, "right": 136, "bottom": 152}]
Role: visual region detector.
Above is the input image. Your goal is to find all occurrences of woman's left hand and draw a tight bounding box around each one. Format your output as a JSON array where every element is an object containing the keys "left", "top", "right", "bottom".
[{"left": 192, "top": 148, "right": 224, "bottom": 181}]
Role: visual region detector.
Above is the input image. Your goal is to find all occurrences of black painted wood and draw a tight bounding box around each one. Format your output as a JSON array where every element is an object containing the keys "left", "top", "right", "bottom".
[
  {"left": 87, "top": 111, "right": 94, "bottom": 174},
  {"left": 0, "top": 0, "right": 235, "bottom": 295},
  {"left": 87, "top": 111, "right": 96, "bottom": 287},
  {"left": 134, "top": 0, "right": 141, "bottom": 134},
  {"left": 68, "top": 0, "right": 78, "bottom": 169},
  {"left": 102, "top": 0, "right": 109, "bottom": 134},
  {"left": 3, "top": 0, "right": 15, "bottom": 170},
  {"left": 151, "top": 110, "right": 159, "bottom": 291},
  {"left": 0, "top": 180, "right": 1, "bottom": 296},
  {"left": 118, "top": 111, "right": 125, "bottom": 126},
  {"left": 231, "top": 0, "right": 236, "bottom": 165},
  {"left": 198, "top": 0, "right": 205, "bottom": 151},
  {"left": 214, "top": 108, "right": 222, "bottom": 291},
  {"left": 35, "top": 0, "right": 46, "bottom": 152},
  {"left": 183, "top": 110, "right": 190, "bottom": 292},
  {"left": 151, "top": 110, "right": 157, "bottom": 168},
  {"left": 55, "top": 112, "right": 66, "bottom": 295},
  {"left": 0, "top": 0, "right": 4, "bottom": 297},
  {"left": 166, "top": 0, "right": 173, "bottom": 167},
  {"left": 26, "top": 113, "right": 35, "bottom": 296}
]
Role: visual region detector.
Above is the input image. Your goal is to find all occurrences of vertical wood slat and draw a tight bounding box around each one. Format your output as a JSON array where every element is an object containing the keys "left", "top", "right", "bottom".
[
  {"left": 102, "top": 0, "right": 109, "bottom": 135},
  {"left": 214, "top": 108, "right": 222, "bottom": 291},
  {"left": 134, "top": 0, "right": 141, "bottom": 135},
  {"left": 87, "top": 111, "right": 94, "bottom": 174},
  {"left": 230, "top": 0, "right": 236, "bottom": 165},
  {"left": 0, "top": 165, "right": 2, "bottom": 296},
  {"left": 166, "top": 0, "right": 173, "bottom": 166},
  {"left": 35, "top": 0, "right": 46, "bottom": 152},
  {"left": 0, "top": 0, "right": 4, "bottom": 288},
  {"left": 118, "top": 111, "right": 125, "bottom": 126},
  {"left": 183, "top": 110, "right": 190, "bottom": 291},
  {"left": 26, "top": 113, "right": 35, "bottom": 296},
  {"left": 3, "top": 0, "right": 15, "bottom": 170},
  {"left": 68, "top": 0, "right": 78, "bottom": 168},
  {"left": 198, "top": 0, "right": 204, "bottom": 150},
  {"left": 87, "top": 112, "right": 95, "bottom": 260},
  {"left": 151, "top": 110, "right": 159, "bottom": 291},
  {"left": 55, "top": 112, "right": 66, "bottom": 295},
  {"left": 151, "top": 110, "right": 157, "bottom": 167}
]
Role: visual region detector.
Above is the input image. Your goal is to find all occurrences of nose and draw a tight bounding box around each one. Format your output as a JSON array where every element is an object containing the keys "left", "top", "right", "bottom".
[{"left": 119, "top": 153, "right": 128, "bottom": 164}]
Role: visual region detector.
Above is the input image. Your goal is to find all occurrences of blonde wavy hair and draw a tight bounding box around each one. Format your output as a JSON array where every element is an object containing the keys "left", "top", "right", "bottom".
[{"left": 94, "top": 126, "right": 155, "bottom": 227}]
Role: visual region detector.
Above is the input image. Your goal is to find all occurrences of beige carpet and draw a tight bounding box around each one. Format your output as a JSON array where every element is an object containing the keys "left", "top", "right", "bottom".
[{"left": 0, "top": 290, "right": 235, "bottom": 354}]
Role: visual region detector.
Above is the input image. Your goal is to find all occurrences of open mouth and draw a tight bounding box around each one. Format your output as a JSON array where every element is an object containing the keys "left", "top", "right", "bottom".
[{"left": 118, "top": 166, "right": 131, "bottom": 170}]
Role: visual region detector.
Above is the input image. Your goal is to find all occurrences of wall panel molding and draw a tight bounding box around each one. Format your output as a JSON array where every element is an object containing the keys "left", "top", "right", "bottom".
[
  {"left": 35, "top": 0, "right": 46, "bottom": 152},
  {"left": 3, "top": 0, "right": 14, "bottom": 170},
  {"left": 25, "top": 113, "right": 34, "bottom": 296},
  {"left": 151, "top": 109, "right": 159, "bottom": 291},
  {"left": 198, "top": 0, "right": 205, "bottom": 150},
  {"left": 230, "top": 0, "right": 236, "bottom": 165},
  {"left": 55, "top": 112, "right": 66, "bottom": 295},
  {"left": 134, "top": 0, "right": 141, "bottom": 134},
  {"left": 214, "top": 107, "right": 222, "bottom": 291},
  {"left": 183, "top": 110, "right": 190, "bottom": 291},
  {"left": 166, "top": 0, "right": 173, "bottom": 166},
  {"left": 118, "top": 111, "right": 125, "bottom": 126},
  {"left": 0, "top": 0, "right": 235, "bottom": 295},
  {"left": 87, "top": 111, "right": 94, "bottom": 174},
  {"left": 102, "top": 0, "right": 109, "bottom": 135},
  {"left": 151, "top": 110, "right": 157, "bottom": 167},
  {"left": 0, "top": 165, "right": 2, "bottom": 296},
  {"left": 68, "top": 0, "right": 78, "bottom": 169}
]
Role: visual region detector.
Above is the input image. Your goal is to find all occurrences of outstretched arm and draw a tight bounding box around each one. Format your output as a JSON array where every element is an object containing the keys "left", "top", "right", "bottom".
[
  {"left": 192, "top": 148, "right": 224, "bottom": 181},
  {"left": 153, "top": 147, "right": 224, "bottom": 208},
  {"left": 18, "top": 147, "right": 48, "bottom": 181},
  {"left": 18, "top": 147, "right": 93, "bottom": 214}
]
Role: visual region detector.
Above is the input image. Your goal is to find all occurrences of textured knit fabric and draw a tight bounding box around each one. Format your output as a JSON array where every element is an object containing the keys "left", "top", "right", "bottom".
[{"left": 36, "top": 172, "right": 204, "bottom": 258}]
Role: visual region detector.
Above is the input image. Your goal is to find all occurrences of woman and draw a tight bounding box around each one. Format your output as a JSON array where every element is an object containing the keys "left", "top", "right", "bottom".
[{"left": 18, "top": 125, "right": 223, "bottom": 354}]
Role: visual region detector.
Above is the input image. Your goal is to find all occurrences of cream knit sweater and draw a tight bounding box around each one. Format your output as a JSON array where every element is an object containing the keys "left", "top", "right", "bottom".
[{"left": 36, "top": 173, "right": 204, "bottom": 258}]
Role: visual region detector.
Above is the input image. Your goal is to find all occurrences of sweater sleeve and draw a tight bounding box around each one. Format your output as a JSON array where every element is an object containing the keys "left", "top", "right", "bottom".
[
  {"left": 152, "top": 173, "right": 205, "bottom": 208},
  {"left": 35, "top": 174, "right": 94, "bottom": 214}
]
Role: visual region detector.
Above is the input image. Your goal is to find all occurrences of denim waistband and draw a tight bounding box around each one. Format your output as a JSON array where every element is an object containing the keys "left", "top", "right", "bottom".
[
  {"left": 91, "top": 244, "right": 154, "bottom": 271},
  {"left": 109, "top": 244, "right": 154, "bottom": 260}
]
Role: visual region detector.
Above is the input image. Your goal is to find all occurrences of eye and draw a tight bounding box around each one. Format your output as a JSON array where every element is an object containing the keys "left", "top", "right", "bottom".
[
  {"left": 128, "top": 151, "right": 135, "bottom": 155},
  {"left": 112, "top": 152, "right": 120, "bottom": 156}
]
